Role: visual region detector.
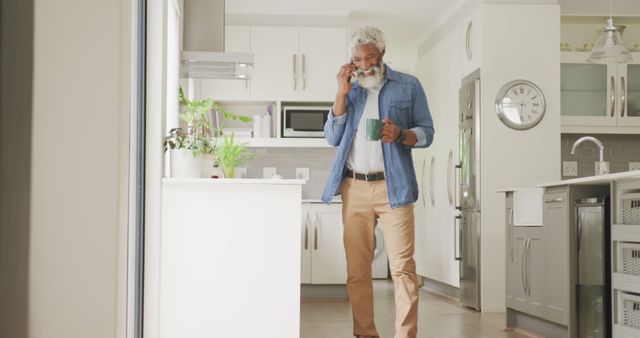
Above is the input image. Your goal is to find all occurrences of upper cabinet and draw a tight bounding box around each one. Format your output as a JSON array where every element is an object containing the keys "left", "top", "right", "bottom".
[
  {"left": 244, "top": 26, "right": 347, "bottom": 101},
  {"left": 459, "top": 8, "right": 481, "bottom": 76},
  {"left": 561, "top": 54, "right": 640, "bottom": 130},
  {"left": 196, "top": 25, "right": 346, "bottom": 102},
  {"left": 560, "top": 17, "right": 640, "bottom": 134}
]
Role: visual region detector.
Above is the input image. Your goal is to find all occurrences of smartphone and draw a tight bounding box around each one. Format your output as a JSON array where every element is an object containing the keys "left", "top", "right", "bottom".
[{"left": 349, "top": 61, "right": 357, "bottom": 83}]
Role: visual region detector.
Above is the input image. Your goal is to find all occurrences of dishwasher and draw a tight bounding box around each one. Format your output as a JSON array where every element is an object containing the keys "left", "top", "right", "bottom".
[{"left": 575, "top": 196, "right": 611, "bottom": 338}]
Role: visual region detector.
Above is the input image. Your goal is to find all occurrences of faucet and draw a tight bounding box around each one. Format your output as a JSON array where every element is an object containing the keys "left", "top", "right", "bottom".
[{"left": 570, "top": 136, "right": 608, "bottom": 175}]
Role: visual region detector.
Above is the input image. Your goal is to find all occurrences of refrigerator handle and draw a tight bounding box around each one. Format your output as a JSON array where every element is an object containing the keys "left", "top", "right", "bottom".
[
  {"left": 454, "top": 162, "right": 462, "bottom": 210},
  {"left": 454, "top": 215, "right": 462, "bottom": 261}
]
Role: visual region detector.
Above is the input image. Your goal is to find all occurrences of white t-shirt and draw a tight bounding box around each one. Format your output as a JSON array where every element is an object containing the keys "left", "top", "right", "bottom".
[{"left": 346, "top": 86, "right": 385, "bottom": 173}]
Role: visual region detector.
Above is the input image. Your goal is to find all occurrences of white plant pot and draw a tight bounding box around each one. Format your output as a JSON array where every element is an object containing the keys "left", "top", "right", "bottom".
[
  {"left": 170, "top": 149, "right": 202, "bottom": 178},
  {"left": 201, "top": 154, "right": 215, "bottom": 178}
]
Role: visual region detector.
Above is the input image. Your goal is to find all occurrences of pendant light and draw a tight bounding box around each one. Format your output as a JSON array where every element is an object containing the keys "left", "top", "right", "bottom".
[{"left": 587, "top": 0, "right": 633, "bottom": 63}]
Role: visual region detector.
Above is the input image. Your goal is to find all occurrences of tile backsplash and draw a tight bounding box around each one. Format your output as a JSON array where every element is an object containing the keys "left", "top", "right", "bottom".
[
  {"left": 561, "top": 134, "right": 640, "bottom": 179},
  {"left": 242, "top": 147, "right": 337, "bottom": 200}
]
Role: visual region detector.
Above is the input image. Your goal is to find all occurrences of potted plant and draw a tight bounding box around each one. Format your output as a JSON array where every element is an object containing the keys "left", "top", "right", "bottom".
[
  {"left": 163, "top": 87, "right": 253, "bottom": 178},
  {"left": 214, "top": 132, "right": 255, "bottom": 179}
]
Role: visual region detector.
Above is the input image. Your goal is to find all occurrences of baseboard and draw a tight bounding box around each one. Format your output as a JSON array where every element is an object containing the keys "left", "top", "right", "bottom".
[
  {"left": 506, "top": 308, "right": 568, "bottom": 338},
  {"left": 301, "top": 284, "right": 349, "bottom": 300},
  {"left": 419, "top": 275, "right": 460, "bottom": 300}
]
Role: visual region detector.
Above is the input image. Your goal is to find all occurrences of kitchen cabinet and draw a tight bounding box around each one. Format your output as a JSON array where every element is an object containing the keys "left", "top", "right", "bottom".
[
  {"left": 301, "top": 203, "right": 346, "bottom": 284},
  {"left": 510, "top": 226, "right": 546, "bottom": 319},
  {"left": 542, "top": 189, "right": 570, "bottom": 326},
  {"left": 250, "top": 26, "right": 346, "bottom": 101},
  {"left": 560, "top": 53, "right": 640, "bottom": 133},
  {"left": 458, "top": 8, "right": 481, "bottom": 76},
  {"left": 412, "top": 17, "right": 461, "bottom": 288}
]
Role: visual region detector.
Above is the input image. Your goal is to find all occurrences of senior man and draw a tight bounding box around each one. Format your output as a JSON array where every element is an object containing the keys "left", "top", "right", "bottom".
[{"left": 321, "top": 26, "right": 435, "bottom": 338}]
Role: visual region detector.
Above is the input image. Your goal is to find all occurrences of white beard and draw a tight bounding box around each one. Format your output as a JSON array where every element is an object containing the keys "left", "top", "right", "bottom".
[{"left": 357, "top": 64, "right": 384, "bottom": 90}]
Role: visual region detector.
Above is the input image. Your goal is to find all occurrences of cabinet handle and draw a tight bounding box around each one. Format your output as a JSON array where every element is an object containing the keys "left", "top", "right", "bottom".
[
  {"left": 454, "top": 215, "right": 462, "bottom": 261},
  {"left": 447, "top": 150, "right": 454, "bottom": 206},
  {"left": 544, "top": 197, "right": 565, "bottom": 204},
  {"left": 621, "top": 76, "right": 626, "bottom": 117},
  {"left": 526, "top": 238, "right": 532, "bottom": 296},
  {"left": 304, "top": 214, "right": 309, "bottom": 250},
  {"left": 429, "top": 157, "right": 436, "bottom": 207},
  {"left": 577, "top": 211, "right": 582, "bottom": 252},
  {"left": 521, "top": 238, "right": 528, "bottom": 295},
  {"left": 302, "top": 54, "right": 307, "bottom": 90},
  {"left": 465, "top": 21, "right": 472, "bottom": 61},
  {"left": 611, "top": 76, "right": 615, "bottom": 117},
  {"left": 454, "top": 162, "right": 462, "bottom": 210},
  {"left": 421, "top": 158, "right": 426, "bottom": 208},
  {"left": 509, "top": 209, "right": 514, "bottom": 262},
  {"left": 314, "top": 213, "right": 320, "bottom": 250},
  {"left": 293, "top": 54, "right": 297, "bottom": 90}
]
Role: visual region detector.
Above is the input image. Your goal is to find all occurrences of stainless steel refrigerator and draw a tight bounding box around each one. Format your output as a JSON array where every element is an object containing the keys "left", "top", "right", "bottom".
[
  {"left": 457, "top": 78, "right": 481, "bottom": 310},
  {"left": 575, "top": 196, "right": 611, "bottom": 338}
]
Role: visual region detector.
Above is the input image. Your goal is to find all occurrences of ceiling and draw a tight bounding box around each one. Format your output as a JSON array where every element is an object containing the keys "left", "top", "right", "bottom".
[{"left": 226, "top": 0, "right": 466, "bottom": 43}]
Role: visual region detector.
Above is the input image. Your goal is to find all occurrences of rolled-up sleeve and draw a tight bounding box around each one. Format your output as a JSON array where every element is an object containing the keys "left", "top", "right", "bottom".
[
  {"left": 324, "top": 109, "right": 347, "bottom": 146},
  {"left": 410, "top": 79, "right": 435, "bottom": 148}
]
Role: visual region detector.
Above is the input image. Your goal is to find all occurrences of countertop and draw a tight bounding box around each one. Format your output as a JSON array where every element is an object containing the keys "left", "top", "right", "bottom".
[
  {"left": 535, "top": 170, "right": 640, "bottom": 188},
  {"left": 495, "top": 170, "right": 640, "bottom": 192},
  {"left": 162, "top": 177, "right": 307, "bottom": 185}
]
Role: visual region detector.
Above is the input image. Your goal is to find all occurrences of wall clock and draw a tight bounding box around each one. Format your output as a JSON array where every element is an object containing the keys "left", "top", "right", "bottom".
[{"left": 495, "top": 79, "right": 546, "bottom": 130}]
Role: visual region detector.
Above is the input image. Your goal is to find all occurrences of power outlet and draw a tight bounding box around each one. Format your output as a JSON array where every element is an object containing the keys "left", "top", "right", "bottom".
[
  {"left": 594, "top": 161, "right": 610, "bottom": 175},
  {"left": 562, "top": 161, "right": 578, "bottom": 177},
  {"left": 629, "top": 162, "right": 640, "bottom": 171},
  {"left": 263, "top": 167, "right": 277, "bottom": 179},
  {"left": 296, "top": 167, "right": 310, "bottom": 180}
]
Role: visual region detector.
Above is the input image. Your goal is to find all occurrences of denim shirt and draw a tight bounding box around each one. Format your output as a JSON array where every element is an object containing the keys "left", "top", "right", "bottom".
[{"left": 321, "top": 65, "right": 435, "bottom": 208}]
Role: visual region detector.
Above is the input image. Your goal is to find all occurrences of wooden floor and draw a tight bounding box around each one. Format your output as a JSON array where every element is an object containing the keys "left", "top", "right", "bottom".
[{"left": 301, "top": 279, "right": 528, "bottom": 338}]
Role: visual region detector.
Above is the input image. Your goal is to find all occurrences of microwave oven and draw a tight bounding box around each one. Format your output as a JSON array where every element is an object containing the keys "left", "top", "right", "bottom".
[{"left": 282, "top": 105, "right": 330, "bottom": 138}]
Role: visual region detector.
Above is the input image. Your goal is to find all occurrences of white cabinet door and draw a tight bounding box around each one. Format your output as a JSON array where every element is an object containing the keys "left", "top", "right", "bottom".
[
  {"left": 542, "top": 190, "right": 569, "bottom": 325},
  {"left": 250, "top": 26, "right": 299, "bottom": 100},
  {"left": 618, "top": 63, "right": 640, "bottom": 127},
  {"left": 561, "top": 53, "right": 640, "bottom": 130},
  {"left": 413, "top": 149, "right": 428, "bottom": 277},
  {"left": 512, "top": 230, "right": 530, "bottom": 313},
  {"left": 197, "top": 26, "right": 252, "bottom": 100},
  {"left": 310, "top": 204, "right": 347, "bottom": 284},
  {"left": 459, "top": 8, "right": 481, "bottom": 77},
  {"left": 299, "top": 27, "right": 347, "bottom": 101},
  {"left": 301, "top": 204, "right": 312, "bottom": 284}
]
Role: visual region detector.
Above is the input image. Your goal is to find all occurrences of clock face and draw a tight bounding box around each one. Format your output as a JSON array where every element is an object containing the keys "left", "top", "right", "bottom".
[{"left": 495, "top": 80, "right": 546, "bottom": 130}]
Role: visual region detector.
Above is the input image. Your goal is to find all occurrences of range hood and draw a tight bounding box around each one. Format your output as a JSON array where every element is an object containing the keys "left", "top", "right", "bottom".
[{"left": 181, "top": 0, "right": 254, "bottom": 79}]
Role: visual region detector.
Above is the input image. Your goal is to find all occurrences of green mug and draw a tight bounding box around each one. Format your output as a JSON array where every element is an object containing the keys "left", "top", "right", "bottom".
[{"left": 365, "top": 118, "right": 382, "bottom": 141}]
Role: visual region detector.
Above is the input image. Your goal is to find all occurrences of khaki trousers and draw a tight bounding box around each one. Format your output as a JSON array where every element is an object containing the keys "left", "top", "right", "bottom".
[{"left": 340, "top": 177, "right": 419, "bottom": 338}]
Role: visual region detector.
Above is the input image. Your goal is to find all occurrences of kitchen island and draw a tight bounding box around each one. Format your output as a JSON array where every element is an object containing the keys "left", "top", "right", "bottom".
[
  {"left": 159, "top": 178, "right": 305, "bottom": 338},
  {"left": 498, "top": 170, "right": 640, "bottom": 338}
]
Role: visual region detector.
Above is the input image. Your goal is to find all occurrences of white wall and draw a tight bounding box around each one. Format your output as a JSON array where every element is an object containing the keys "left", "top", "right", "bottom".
[
  {"left": 30, "top": 0, "right": 132, "bottom": 337},
  {"left": 479, "top": 3, "right": 561, "bottom": 312}
]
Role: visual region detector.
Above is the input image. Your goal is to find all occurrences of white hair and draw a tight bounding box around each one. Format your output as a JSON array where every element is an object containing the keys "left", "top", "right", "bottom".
[{"left": 349, "top": 26, "right": 386, "bottom": 57}]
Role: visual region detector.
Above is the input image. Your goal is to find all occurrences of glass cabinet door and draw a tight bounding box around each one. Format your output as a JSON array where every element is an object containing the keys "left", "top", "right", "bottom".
[
  {"left": 624, "top": 64, "right": 640, "bottom": 118},
  {"left": 561, "top": 63, "right": 608, "bottom": 117}
]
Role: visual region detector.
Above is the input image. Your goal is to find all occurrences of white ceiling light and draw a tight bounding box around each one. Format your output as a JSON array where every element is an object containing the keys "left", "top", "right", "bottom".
[{"left": 587, "top": 0, "right": 633, "bottom": 63}]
